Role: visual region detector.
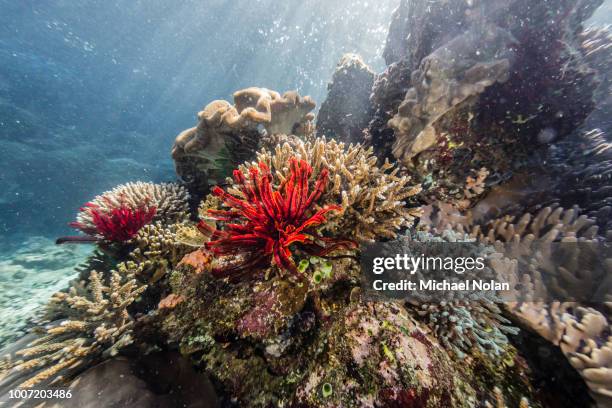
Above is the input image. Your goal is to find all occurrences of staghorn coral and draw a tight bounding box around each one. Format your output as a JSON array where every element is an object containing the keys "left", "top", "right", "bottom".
[
  {"left": 0, "top": 269, "right": 145, "bottom": 388},
  {"left": 238, "top": 135, "right": 422, "bottom": 242},
  {"left": 316, "top": 53, "right": 375, "bottom": 145},
  {"left": 198, "top": 157, "right": 355, "bottom": 279},
  {"left": 172, "top": 88, "right": 315, "bottom": 197},
  {"left": 69, "top": 182, "right": 190, "bottom": 238}
]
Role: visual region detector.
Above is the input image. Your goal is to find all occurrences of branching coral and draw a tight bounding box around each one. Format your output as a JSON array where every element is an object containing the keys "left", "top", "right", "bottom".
[
  {"left": 420, "top": 203, "right": 612, "bottom": 404},
  {"left": 172, "top": 88, "right": 315, "bottom": 196},
  {"left": 398, "top": 231, "right": 519, "bottom": 359},
  {"left": 240, "top": 135, "right": 422, "bottom": 241},
  {"left": 68, "top": 182, "right": 190, "bottom": 241},
  {"left": 130, "top": 222, "right": 197, "bottom": 284},
  {"left": 0, "top": 269, "right": 145, "bottom": 388},
  {"left": 199, "top": 157, "right": 355, "bottom": 279}
]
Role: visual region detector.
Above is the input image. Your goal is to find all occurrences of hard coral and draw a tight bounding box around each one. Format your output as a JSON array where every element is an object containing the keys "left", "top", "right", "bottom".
[
  {"left": 0, "top": 269, "right": 145, "bottom": 388},
  {"left": 71, "top": 204, "right": 156, "bottom": 242},
  {"left": 253, "top": 135, "right": 422, "bottom": 241},
  {"left": 68, "top": 182, "right": 190, "bottom": 237},
  {"left": 199, "top": 157, "right": 355, "bottom": 279}
]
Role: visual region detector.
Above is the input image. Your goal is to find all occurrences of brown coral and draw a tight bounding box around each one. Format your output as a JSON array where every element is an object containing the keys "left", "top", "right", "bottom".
[
  {"left": 172, "top": 88, "right": 315, "bottom": 196},
  {"left": 234, "top": 135, "right": 422, "bottom": 241},
  {"left": 388, "top": 24, "right": 516, "bottom": 163},
  {"left": 420, "top": 204, "right": 612, "bottom": 404},
  {"left": 129, "top": 221, "right": 194, "bottom": 284},
  {"left": 0, "top": 270, "right": 145, "bottom": 388}
]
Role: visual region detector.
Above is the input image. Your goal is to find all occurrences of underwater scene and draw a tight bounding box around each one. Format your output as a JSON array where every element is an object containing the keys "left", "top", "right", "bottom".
[{"left": 1, "top": 0, "right": 612, "bottom": 407}]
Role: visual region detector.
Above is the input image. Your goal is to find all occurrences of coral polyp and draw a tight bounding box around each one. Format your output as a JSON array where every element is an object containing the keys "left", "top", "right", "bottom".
[
  {"left": 199, "top": 157, "right": 355, "bottom": 278},
  {"left": 71, "top": 203, "right": 157, "bottom": 242}
]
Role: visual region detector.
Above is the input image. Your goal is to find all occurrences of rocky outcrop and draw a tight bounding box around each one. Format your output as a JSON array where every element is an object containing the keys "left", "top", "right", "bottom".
[
  {"left": 366, "top": 0, "right": 602, "bottom": 209},
  {"left": 316, "top": 54, "right": 375, "bottom": 145}
]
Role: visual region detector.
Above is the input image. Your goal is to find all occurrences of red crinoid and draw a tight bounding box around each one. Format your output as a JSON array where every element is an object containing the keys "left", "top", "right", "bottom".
[
  {"left": 198, "top": 157, "right": 356, "bottom": 279},
  {"left": 70, "top": 203, "right": 156, "bottom": 242}
]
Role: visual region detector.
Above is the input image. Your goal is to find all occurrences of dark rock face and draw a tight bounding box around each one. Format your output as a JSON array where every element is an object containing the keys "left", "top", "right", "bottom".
[
  {"left": 364, "top": 0, "right": 604, "bottom": 209},
  {"left": 68, "top": 353, "right": 217, "bottom": 408},
  {"left": 316, "top": 54, "right": 375, "bottom": 145},
  {"left": 383, "top": 0, "right": 472, "bottom": 69}
]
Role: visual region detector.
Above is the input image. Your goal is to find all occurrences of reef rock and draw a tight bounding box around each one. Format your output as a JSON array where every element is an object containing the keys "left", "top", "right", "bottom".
[
  {"left": 367, "top": 0, "right": 602, "bottom": 207},
  {"left": 316, "top": 54, "right": 375, "bottom": 144},
  {"left": 161, "top": 253, "right": 537, "bottom": 407},
  {"left": 172, "top": 88, "right": 315, "bottom": 198},
  {"left": 388, "top": 23, "right": 516, "bottom": 163}
]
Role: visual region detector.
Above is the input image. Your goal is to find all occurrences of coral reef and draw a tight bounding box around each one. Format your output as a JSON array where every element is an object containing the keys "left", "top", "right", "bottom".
[
  {"left": 401, "top": 231, "right": 519, "bottom": 359},
  {"left": 71, "top": 204, "right": 156, "bottom": 242},
  {"left": 172, "top": 88, "right": 315, "bottom": 197},
  {"left": 199, "top": 156, "right": 354, "bottom": 278},
  {"left": 388, "top": 23, "right": 516, "bottom": 163},
  {"left": 68, "top": 182, "right": 190, "bottom": 240},
  {"left": 420, "top": 202, "right": 612, "bottom": 404},
  {"left": 241, "top": 135, "right": 422, "bottom": 241},
  {"left": 316, "top": 54, "right": 375, "bottom": 145},
  {"left": 361, "top": 0, "right": 602, "bottom": 207},
  {"left": 3, "top": 1, "right": 611, "bottom": 404},
  {"left": 129, "top": 221, "right": 194, "bottom": 285},
  {"left": 0, "top": 237, "right": 91, "bottom": 348},
  {"left": 160, "top": 252, "right": 537, "bottom": 407},
  {"left": 0, "top": 269, "right": 145, "bottom": 388}
]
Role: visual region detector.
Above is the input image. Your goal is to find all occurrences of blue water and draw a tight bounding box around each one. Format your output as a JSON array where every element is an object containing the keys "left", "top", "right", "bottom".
[{"left": 0, "top": 0, "right": 396, "bottom": 244}]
